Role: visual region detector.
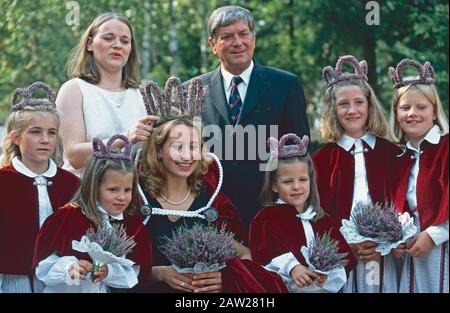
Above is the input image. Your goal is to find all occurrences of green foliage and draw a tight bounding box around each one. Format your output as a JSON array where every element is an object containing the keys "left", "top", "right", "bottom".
[{"left": 1, "top": 0, "right": 448, "bottom": 136}]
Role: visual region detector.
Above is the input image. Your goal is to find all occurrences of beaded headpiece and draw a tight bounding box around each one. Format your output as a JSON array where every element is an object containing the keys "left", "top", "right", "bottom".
[
  {"left": 92, "top": 134, "right": 132, "bottom": 161},
  {"left": 388, "top": 58, "right": 435, "bottom": 89},
  {"left": 139, "top": 77, "right": 207, "bottom": 125},
  {"left": 11, "top": 81, "right": 56, "bottom": 111},
  {"left": 268, "top": 133, "right": 309, "bottom": 159},
  {"left": 322, "top": 55, "right": 368, "bottom": 88}
]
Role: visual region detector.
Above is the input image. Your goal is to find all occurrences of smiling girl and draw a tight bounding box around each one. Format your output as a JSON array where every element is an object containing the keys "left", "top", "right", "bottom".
[
  {"left": 388, "top": 59, "right": 448, "bottom": 293},
  {"left": 250, "top": 134, "right": 356, "bottom": 293},
  {"left": 312, "top": 55, "right": 401, "bottom": 292},
  {"left": 32, "top": 135, "right": 152, "bottom": 293}
]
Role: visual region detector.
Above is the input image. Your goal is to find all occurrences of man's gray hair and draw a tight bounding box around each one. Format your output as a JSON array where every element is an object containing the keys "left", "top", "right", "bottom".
[{"left": 208, "top": 5, "right": 255, "bottom": 40}]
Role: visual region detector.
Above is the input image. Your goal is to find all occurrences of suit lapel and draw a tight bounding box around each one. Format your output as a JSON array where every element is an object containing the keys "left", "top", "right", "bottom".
[
  {"left": 239, "top": 63, "right": 270, "bottom": 124},
  {"left": 209, "top": 68, "right": 230, "bottom": 124}
]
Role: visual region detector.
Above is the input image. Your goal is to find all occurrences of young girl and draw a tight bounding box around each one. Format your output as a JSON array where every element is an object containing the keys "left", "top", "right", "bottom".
[
  {"left": 33, "top": 134, "right": 152, "bottom": 293},
  {"left": 250, "top": 133, "right": 356, "bottom": 293},
  {"left": 134, "top": 78, "right": 287, "bottom": 293},
  {"left": 0, "top": 82, "right": 79, "bottom": 293},
  {"left": 388, "top": 58, "right": 448, "bottom": 293},
  {"left": 312, "top": 55, "right": 401, "bottom": 293}
]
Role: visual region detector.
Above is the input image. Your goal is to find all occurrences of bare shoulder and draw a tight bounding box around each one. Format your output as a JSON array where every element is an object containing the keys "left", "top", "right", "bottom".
[{"left": 56, "top": 79, "right": 82, "bottom": 110}]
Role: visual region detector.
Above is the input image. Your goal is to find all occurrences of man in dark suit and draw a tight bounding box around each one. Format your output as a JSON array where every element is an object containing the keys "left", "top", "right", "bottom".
[{"left": 189, "top": 5, "right": 310, "bottom": 227}]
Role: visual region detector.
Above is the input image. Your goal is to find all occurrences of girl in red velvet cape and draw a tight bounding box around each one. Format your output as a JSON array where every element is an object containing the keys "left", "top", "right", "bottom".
[
  {"left": 32, "top": 135, "right": 152, "bottom": 293},
  {"left": 312, "top": 55, "right": 401, "bottom": 293},
  {"left": 388, "top": 58, "right": 449, "bottom": 293},
  {"left": 250, "top": 133, "right": 356, "bottom": 293},
  {"left": 133, "top": 78, "right": 287, "bottom": 293},
  {"left": 0, "top": 82, "right": 79, "bottom": 293}
]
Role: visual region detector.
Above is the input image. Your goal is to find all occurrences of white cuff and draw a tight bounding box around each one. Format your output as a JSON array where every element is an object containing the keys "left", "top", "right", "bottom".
[
  {"left": 101, "top": 263, "right": 138, "bottom": 289},
  {"left": 426, "top": 221, "right": 449, "bottom": 246}
]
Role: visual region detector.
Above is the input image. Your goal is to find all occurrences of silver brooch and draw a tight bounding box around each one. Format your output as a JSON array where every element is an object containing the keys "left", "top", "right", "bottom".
[
  {"left": 203, "top": 207, "right": 219, "bottom": 222},
  {"left": 140, "top": 204, "right": 153, "bottom": 217}
]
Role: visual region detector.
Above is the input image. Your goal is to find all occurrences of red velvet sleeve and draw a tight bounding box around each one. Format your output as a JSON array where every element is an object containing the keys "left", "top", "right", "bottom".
[
  {"left": 221, "top": 257, "right": 287, "bottom": 293},
  {"left": 249, "top": 208, "right": 281, "bottom": 266}
]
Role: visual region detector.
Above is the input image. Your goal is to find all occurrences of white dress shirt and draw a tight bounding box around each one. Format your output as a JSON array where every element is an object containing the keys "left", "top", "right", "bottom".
[{"left": 221, "top": 60, "right": 254, "bottom": 107}]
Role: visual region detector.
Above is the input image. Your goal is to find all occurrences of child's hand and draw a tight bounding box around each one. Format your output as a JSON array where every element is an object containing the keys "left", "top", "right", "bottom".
[
  {"left": 351, "top": 241, "right": 380, "bottom": 261},
  {"left": 92, "top": 265, "right": 108, "bottom": 283},
  {"left": 290, "top": 264, "right": 319, "bottom": 288},
  {"left": 315, "top": 274, "right": 328, "bottom": 288},
  {"left": 392, "top": 243, "right": 407, "bottom": 258},
  {"left": 407, "top": 231, "right": 435, "bottom": 258},
  {"left": 192, "top": 271, "right": 223, "bottom": 293},
  {"left": 68, "top": 260, "right": 92, "bottom": 280}
]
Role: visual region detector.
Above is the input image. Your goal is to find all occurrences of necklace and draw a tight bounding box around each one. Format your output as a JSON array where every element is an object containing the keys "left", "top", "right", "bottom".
[{"left": 160, "top": 186, "right": 192, "bottom": 205}]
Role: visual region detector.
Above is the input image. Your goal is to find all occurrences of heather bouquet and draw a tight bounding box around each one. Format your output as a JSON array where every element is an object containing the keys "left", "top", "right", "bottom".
[
  {"left": 340, "top": 202, "right": 417, "bottom": 255},
  {"left": 300, "top": 231, "right": 349, "bottom": 274},
  {"left": 159, "top": 223, "right": 238, "bottom": 273},
  {"left": 72, "top": 224, "right": 136, "bottom": 278}
]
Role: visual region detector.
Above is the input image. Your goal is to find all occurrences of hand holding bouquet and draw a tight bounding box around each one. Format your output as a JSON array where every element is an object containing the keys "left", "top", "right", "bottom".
[
  {"left": 72, "top": 224, "right": 136, "bottom": 280},
  {"left": 340, "top": 202, "right": 417, "bottom": 255}
]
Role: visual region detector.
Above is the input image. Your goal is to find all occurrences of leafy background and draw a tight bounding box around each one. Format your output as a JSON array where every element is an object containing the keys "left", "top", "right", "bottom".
[{"left": 0, "top": 0, "right": 448, "bottom": 143}]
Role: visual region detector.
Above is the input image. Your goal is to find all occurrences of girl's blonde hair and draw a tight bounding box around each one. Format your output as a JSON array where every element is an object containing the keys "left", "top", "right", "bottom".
[
  {"left": 70, "top": 155, "right": 139, "bottom": 227},
  {"left": 389, "top": 83, "right": 449, "bottom": 144},
  {"left": 0, "top": 105, "right": 63, "bottom": 167},
  {"left": 138, "top": 118, "right": 210, "bottom": 198},
  {"left": 320, "top": 80, "right": 389, "bottom": 143},
  {"left": 66, "top": 12, "right": 140, "bottom": 88},
  {"left": 260, "top": 155, "right": 325, "bottom": 222}
]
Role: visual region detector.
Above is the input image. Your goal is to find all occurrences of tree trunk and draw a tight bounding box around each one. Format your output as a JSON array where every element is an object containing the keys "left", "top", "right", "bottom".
[
  {"left": 142, "top": 0, "right": 152, "bottom": 80},
  {"left": 169, "top": 0, "right": 180, "bottom": 76}
]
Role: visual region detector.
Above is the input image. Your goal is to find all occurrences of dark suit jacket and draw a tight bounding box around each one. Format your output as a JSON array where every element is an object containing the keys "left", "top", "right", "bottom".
[{"left": 187, "top": 62, "right": 310, "bottom": 227}]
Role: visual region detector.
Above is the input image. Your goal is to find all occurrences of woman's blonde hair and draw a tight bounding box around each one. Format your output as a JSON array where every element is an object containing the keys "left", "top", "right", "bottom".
[
  {"left": 0, "top": 105, "right": 63, "bottom": 167},
  {"left": 70, "top": 155, "right": 139, "bottom": 227},
  {"left": 138, "top": 118, "right": 210, "bottom": 198},
  {"left": 320, "top": 80, "right": 389, "bottom": 143},
  {"left": 66, "top": 12, "right": 140, "bottom": 88},
  {"left": 260, "top": 155, "right": 325, "bottom": 222},
  {"left": 389, "top": 83, "right": 449, "bottom": 144}
]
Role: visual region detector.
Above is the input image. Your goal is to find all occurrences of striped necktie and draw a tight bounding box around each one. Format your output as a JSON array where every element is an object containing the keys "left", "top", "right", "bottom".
[{"left": 228, "top": 76, "right": 243, "bottom": 124}]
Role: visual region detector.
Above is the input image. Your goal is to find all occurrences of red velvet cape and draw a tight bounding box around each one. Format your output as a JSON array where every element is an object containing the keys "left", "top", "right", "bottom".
[
  {"left": 249, "top": 204, "right": 357, "bottom": 275},
  {"left": 312, "top": 137, "right": 401, "bottom": 223},
  {"left": 32, "top": 204, "right": 152, "bottom": 281},
  {"left": 0, "top": 166, "right": 79, "bottom": 275},
  {"left": 391, "top": 134, "right": 448, "bottom": 229}
]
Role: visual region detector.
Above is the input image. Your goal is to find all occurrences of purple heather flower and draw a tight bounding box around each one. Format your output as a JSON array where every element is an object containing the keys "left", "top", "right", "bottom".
[
  {"left": 159, "top": 223, "right": 237, "bottom": 269},
  {"left": 84, "top": 224, "right": 136, "bottom": 278},
  {"left": 352, "top": 202, "right": 403, "bottom": 242},
  {"left": 308, "top": 231, "right": 349, "bottom": 272},
  {"left": 85, "top": 224, "right": 136, "bottom": 257}
]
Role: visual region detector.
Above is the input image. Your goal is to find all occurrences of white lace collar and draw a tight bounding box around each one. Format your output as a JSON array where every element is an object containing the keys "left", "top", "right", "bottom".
[
  {"left": 12, "top": 156, "right": 57, "bottom": 178},
  {"left": 337, "top": 132, "right": 376, "bottom": 152}
]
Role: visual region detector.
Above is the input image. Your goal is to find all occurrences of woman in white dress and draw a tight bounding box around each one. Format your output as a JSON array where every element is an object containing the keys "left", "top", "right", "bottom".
[{"left": 57, "top": 12, "right": 158, "bottom": 177}]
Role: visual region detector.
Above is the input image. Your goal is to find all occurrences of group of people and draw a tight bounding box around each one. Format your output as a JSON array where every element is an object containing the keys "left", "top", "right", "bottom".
[{"left": 0, "top": 5, "right": 448, "bottom": 294}]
